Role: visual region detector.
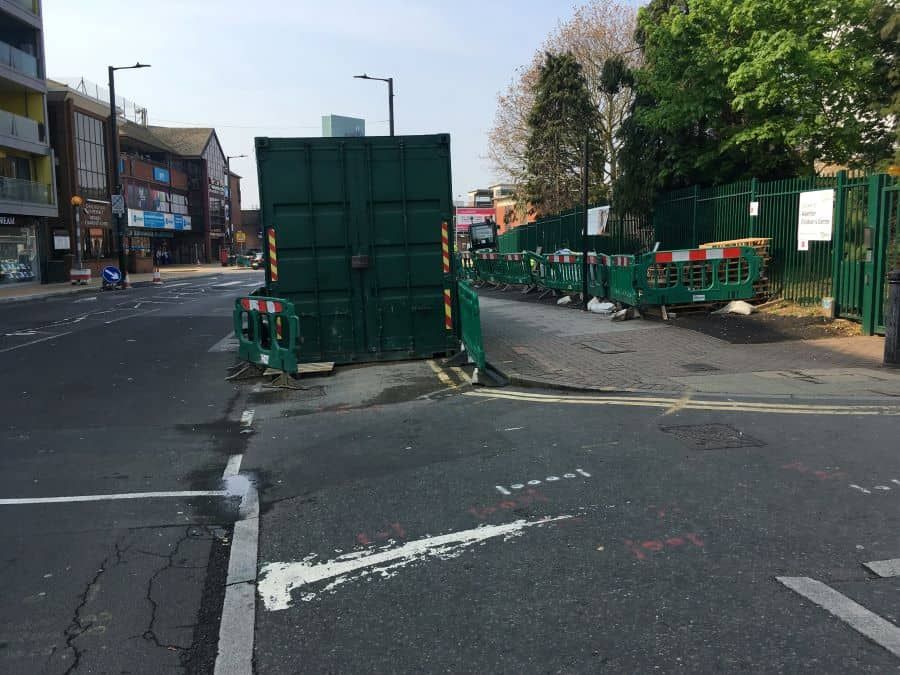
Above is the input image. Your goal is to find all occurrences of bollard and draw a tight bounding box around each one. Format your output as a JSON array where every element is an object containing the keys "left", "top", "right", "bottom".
[{"left": 885, "top": 270, "right": 900, "bottom": 367}]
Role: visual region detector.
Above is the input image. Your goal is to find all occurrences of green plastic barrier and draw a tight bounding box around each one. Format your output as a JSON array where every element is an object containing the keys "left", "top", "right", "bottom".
[
  {"left": 587, "top": 253, "right": 610, "bottom": 298},
  {"left": 474, "top": 252, "right": 503, "bottom": 284},
  {"left": 529, "top": 252, "right": 583, "bottom": 294},
  {"left": 607, "top": 255, "right": 639, "bottom": 306},
  {"left": 634, "top": 246, "right": 762, "bottom": 306},
  {"left": 457, "top": 279, "right": 486, "bottom": 371},
  {"left": 233, "top": 295, "right": 300, "bottom": 373},
  {"left": 494, "top": 253, "right": 533, "bottom": 286}
]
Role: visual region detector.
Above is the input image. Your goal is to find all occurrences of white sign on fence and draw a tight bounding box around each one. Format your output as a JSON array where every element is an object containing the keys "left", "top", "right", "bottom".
[
  {"left": 749, "top": 201, "right": 759, "bottom": 216},
  {"left": 797, "top": 189, "right": 834, "bottom": 251},
  {"left": 587, "top": 206, "right": 610, "bottom": 236}
]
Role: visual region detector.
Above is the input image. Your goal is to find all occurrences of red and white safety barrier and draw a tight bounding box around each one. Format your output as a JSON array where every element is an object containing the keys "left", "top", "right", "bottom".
[
  {"left": 503, "top": 253, "right": 524, "bottom": 261},
  {"left": 611, "top": 255, "right": 632, "bottom": 267},
  {"left": 240, "top": 298, "right": 284, "bottom": 313},
  {"left": 587, "top": 254, "right": 611, "bottom": 266},
  {"left": 654, "top": 247, "right": 742, "bottom": 264},
  {"left": 547, "top": 254, "right": 579, "bottom": 263},
  {"left": 70, "top": 269, "right": 91, "bottom": 284},
  {"left": 477, "top": 252, "right": 500, "bottom": 260}
]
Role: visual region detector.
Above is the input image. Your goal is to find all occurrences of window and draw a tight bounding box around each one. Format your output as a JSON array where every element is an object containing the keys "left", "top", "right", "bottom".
[
  {"left": 74, "top": 112, "right": 108, "bottom": 201},
  {"left": 170, "top": 193, "right": 189, "bottom": 215}
]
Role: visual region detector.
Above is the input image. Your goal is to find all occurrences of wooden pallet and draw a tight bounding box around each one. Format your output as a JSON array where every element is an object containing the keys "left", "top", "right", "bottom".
[{"left": 297, "top": 362, "right": 335, "bottom": 375}]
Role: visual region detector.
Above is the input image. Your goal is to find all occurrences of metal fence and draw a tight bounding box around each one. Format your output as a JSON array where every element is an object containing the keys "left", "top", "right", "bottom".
[
  {"left": 497, "top": 206, "right": 651, "bottom": 256},
  {"left": 653, "top": 171, "right": 898, "bottom": 334}
]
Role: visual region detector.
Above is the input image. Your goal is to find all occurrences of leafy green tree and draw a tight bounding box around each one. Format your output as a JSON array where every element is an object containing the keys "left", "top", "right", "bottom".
[
  {"left": 522, "top": 52, "right": 604, "bottom": 215},
  {"left": 616, "top": 0, "right": 895, "bottom": 209}
]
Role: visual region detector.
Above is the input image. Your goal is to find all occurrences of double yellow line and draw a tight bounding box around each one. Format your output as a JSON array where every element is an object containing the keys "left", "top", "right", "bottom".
[
  {"left": 427, "top": 360, "right": 471, "bottom": 389},
  {"left": 463, "top": 388, "right": 900, "bottom": 416}
]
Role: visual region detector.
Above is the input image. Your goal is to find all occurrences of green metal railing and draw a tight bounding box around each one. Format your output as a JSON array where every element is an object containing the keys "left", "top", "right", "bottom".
[
  {"left": 457, "top": 280, "right": 486, "bottom": 371},
  {"left": 653, "top": 171, "right": 896, "bottom": 334}
]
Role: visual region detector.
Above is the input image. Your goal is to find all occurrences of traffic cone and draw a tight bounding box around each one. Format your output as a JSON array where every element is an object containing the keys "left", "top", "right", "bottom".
[{"left": 152, "top": 268, "right": 163, "bottom": 285}]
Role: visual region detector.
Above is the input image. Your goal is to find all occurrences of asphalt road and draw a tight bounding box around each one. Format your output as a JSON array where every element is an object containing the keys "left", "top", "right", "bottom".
[
  {"left": 0, "top": 271, "right": 264, "bottom": 674},
  {"left": 242, "top": 371, "right": 900, "bottom": 673},
  {"left": 5, "top": 274, "right": 900, "bottom": 673}
]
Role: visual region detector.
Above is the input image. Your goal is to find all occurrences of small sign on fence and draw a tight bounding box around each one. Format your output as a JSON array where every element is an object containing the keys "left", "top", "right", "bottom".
[
  {"left": 749, "top": 201, "right": 759, "bottom": 217},
  {"left": 797, "top": 189, "right": 834, "bottom": 251},
  {"left": 587, "top": 206, "right": 610, "bottom": 236}
]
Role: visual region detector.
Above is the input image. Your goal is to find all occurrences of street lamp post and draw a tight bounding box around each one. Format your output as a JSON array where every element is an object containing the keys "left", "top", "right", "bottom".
[
  {"left": 353, "top": 74, "right": 394, "bottom": 136},
  {"left": 70, "top": 195, "right": 84, "bottom": 284},
  {"left": 108, "top": 62, "right": 150, "bottom": 287},
  {"left": 225, "top": 154, "right": 247, "bottom": 257}
]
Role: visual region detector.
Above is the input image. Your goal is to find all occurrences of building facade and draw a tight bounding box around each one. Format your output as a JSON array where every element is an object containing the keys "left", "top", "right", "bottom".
[
  {"left": 227, "top": 170, "right": 243, "bottom": 252},
  {"left": 238, "top": 209, "right": 261, "bottom": 252},
  {"left": 0, "top": 0, "right": 56, "bottom": 285},
  {"left": 46, "top": 80, "right": 116, "bottom": 281},
  {"left": 322, "top": 114, "right": 365, "bottom": 138}
]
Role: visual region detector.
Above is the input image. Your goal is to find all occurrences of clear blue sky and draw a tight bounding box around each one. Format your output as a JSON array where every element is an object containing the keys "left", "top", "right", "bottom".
[{"left": 44, "top": 1, "right": 592, "bottom": 208}]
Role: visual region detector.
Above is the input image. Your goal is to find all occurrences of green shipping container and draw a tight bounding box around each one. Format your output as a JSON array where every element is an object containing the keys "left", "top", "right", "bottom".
[{"left": 255, "top": 134, "right": 458, "bottom": 364}]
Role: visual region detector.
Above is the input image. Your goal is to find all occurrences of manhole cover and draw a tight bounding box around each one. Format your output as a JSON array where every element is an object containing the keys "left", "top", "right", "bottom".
[
  {"left": 680, "top": 363, "right": 721, "bottom": 373},
  {"left": 659, "top": 424, "right": 764, "bottom": 450},
  {"left": 581, "top": 340, "right": 633, "bottom": 354}
]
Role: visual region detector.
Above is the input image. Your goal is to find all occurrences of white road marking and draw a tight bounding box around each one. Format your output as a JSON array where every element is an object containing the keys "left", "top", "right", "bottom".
[
  {"left": 212, "top": 280, "right": 243, "bottom": 287},
  {"left": 209, "top": 333, "right": 238, "bottom": 353},
  {"left": 166, "top": 282, "right": 191, "bottom": 288},
  {"left": 495, "top": 486, "right": 512, "bottom": 495},
  {"left": 103, "top": 308, "right": 161, "bottom": 325},
  {"left": 239, "top": 409, "right": 255, "bottom": 434},
  {"left": 504, "top": 427, "right": 523, "bottom": 431},
  {"left": 223, "top": 455, "right": 243, "bottom": 478},
  {"left": 215, "top": 477, "right": 259, "bottom": 675},
  {"left": 864, "top": 559, "right": 900, "bottom": 578},
  {"left": 0, "top": 331, "right": 74, "bottom": 354},
  {"left": 73, "top": 296, "right": 98, "bottom": 303},
  {"left": 777, "top": 576, "right": 900, "bottom": 657},
  {"left": 850, "top": 484, "right": 873, "bottom": 494},
  {"left": 0, "top": 490, "right": 227, "bottom": 505},
  {"left": 258, "top": 515, "right": 573, "bottom": 611}
]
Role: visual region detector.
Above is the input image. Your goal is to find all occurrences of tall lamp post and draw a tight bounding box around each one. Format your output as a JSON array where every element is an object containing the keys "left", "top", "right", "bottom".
[
  {"left": 108, "top": 62, "right": 150, "bottom": 287},
  {"left": 353, "top": 73, "right": 394, "bottom": 136}
]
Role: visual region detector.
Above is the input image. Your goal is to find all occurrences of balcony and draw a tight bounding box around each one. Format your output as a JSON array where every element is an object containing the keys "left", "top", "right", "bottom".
[
  {"left": 0, "top": 108, "right": 41, "bottom": 146},
  {"left": 0, "top": 40, "right": 38, "bottom": 80},
  {"left": 0, "top": 176, "right": 50, "bottom": 205}
]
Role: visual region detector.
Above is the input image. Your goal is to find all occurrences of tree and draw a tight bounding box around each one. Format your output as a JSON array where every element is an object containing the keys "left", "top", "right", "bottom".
[
  {"left": 618, "top": 0, "right": 895, "bottom": 203},
  {"left": 871, "top": 0, "right": 900, "bottom": 165},
  {"left": 487, "top": 1, "right": 640, "bottom": 207},
  {"left": 521, "top": 52, "right": 603, "bottom": 215}
]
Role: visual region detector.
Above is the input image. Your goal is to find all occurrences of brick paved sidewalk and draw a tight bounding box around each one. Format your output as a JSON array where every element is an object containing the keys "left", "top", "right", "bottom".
[{"left": 479, "top": 291, "right": 898, "bottom": 399}]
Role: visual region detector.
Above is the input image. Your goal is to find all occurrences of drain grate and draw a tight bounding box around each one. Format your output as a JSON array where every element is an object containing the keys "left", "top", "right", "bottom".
[
  {"left": 659, "top": 424, "right": 764, "bottom": 450},
  {"left": 680, "top": 363, "right": 721, "bottom": 373},
  {"left": 581, "top": 340, "right": 634, "bottom": 354}
]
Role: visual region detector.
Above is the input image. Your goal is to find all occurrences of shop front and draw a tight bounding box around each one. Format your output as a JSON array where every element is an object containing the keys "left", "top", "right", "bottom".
[
  {"left": 126, "top": 208, "right": 193, "bottom": 272},
  {"left": 0, "top": 214, "right": 40, "bottom": 285}
]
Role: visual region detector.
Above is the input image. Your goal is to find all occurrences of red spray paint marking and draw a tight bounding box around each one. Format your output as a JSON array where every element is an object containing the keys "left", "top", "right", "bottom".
[
  {"left": 624, "top": 533, "right": 705, "bottom": 560},
  {"left": 468, "top": 489, "right": 549, "bottom": 521},
  {"left": 357, "top": 522, "right": 406, "bottom": 547},
  {"left": 782, "top": 461, "right": 847, "bottom": 481}
]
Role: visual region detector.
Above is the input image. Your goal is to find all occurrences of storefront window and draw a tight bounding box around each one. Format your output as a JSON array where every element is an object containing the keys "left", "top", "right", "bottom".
[
  {"left": 74, "top": 112, "right": 108, "bottom": 202},
  {"left": 0, "top": 224, "right": 38, "bottom": 284}
]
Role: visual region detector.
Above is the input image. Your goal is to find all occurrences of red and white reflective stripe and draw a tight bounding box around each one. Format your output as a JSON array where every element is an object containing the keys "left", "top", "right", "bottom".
[
  {"left": 503, "top": 253, "right": 523, "bottom": 261},
  {"left": 612, "top": 256, "right": 632, "bottom": 267},
  {"left": 547, "top": 254, "right": 578, "bottom": 263},
  {"left": 441, "top": 221, "right": 450, "bottom": 274},
  {"left": 240, "top": 298, "right": 283, "bottom": 313},
  {"left": 478, "top": 253, "right": 499, "bottom": 260},
  {"left": 587, "top": 254, "right": 611, "bottom": 266},
  {"left": 654, "top": 247, "right": 742, "bottom": 264}
]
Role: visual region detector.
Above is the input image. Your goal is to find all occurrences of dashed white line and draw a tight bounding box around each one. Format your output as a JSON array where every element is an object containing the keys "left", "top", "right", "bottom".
[
  {"left": 777, "top": 576, "right": 900, "bottom": 657},
  {"left": 864, "top": 559, "right": 900, "bottom": 578},
  {"left": 0, "top": 330, "right": 74, "bottom": 354},
  {"left": 165, "top": 282, "right": 191, "bottom": 288}
]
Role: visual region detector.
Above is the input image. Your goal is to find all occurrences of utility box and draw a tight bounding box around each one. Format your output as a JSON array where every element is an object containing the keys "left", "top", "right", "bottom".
[{"left": 255, "top": 134, "right": 457, "bottom": 364}]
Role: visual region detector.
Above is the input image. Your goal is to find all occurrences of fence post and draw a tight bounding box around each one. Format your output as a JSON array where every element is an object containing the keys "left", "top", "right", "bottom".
[
  {"left": 691, "top": 185, "right": 699, "bottom": 247},
  {"left": 863, "top": 173, "right": 888, "bottom": 335},
  {"left": 749, "top": 177, "right": 758, "bottom": 238},
  {"left": 830, "top": 170, "right": 847, "bottom": 318}
]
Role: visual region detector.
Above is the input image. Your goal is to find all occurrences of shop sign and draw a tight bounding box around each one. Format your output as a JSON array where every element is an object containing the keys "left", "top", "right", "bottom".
[
  {"left": 0, "top": 215, "right": 20, "bottom": 227},
  {"left": 128, "top": 208, "right": 192, "bottom": 231},
  {"left": 153, "top": 167, "right": 170, "bottom": 184},
  {"left": 81, "top": 200, "right": 112, "bottom": 229}
]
